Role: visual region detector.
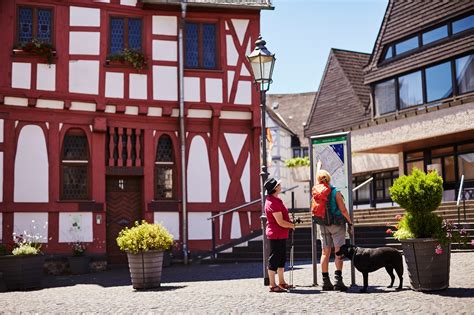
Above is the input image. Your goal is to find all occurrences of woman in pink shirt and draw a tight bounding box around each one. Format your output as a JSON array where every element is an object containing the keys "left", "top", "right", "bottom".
[{"left": 264, "top": 177, "right": 296, "bottom": 292}]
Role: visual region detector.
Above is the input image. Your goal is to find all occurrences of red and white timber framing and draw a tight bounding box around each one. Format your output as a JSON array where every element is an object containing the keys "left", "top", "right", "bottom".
[{"left": 0, "top": 0, "right": 263, "bottom": 255}]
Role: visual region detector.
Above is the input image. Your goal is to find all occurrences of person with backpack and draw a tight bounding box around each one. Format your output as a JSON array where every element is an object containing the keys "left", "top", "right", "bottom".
[
  {"left": 264, "top": 177, "right": 296, "bottom": 292},
  {"left": 311, "top": 169, "right": 353, "bottom": 291}
]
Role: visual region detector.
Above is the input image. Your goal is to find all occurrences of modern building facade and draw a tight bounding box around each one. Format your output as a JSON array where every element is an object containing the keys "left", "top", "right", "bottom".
[
  {"left": 0, "top": 0, "right": 272, "bottom": 261},
  {"left": 306, "top": 1, "right": 474, "bottom": 207}
]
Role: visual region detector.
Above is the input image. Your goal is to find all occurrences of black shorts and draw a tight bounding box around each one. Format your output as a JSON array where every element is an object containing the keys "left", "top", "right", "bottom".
[{"left": 268, "top": 239, "right": 287, "bottom": 271}]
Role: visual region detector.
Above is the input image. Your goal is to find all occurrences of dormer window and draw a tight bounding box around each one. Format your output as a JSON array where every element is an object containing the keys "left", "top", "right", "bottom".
[
  {"left": 452, "top": 14, "right": 474, "bottom": 34},
  {"left": 422, "top": 25, "right": 448, "bottom": 45},
  {"left": 395, "top": 36, "right": 419, "bottom": 55}
]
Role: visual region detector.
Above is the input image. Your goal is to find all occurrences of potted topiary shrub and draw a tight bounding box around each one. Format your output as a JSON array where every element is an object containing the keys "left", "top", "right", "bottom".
[
  {"left": 0, "top": 234, "right": 44, "bottom": 291},
  {"left": 116, "top": 220, "right": 173, "bottom": 290},
  {"left": 285, "top": 156, "right": 310, "bottom": 182},
  {"left": 389, "top": 168, "right": 471, "bottom": 291}
]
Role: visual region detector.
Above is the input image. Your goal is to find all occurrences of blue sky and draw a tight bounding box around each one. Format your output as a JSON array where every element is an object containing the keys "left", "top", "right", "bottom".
[{"left": 261, "top": 0, "right": 388, "bottom": 94}]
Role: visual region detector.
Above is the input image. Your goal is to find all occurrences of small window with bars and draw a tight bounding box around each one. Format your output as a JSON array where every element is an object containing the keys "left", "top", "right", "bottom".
[
  {"left": 109, "top": 17, "right": 142, "bottom": 54},
  {"left": 185, "top": 22, "right": 218, "bottom": 69},
  {"left": 18, "top": 7, "right": 53, "bottom": 44},
  {"left": 155, "top": 135, "right": 175, "bottom": 200},
  {"left": 61, "top": 129, "right": 90, "bottom": 200}
]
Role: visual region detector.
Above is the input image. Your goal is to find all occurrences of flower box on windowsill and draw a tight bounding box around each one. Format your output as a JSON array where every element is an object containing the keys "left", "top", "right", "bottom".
[
  {"left": 105, "top": 59, "right": 148, "bottom": 71},
  {"left": 12, "top": 48, "right": 57, "bottom": 63}
]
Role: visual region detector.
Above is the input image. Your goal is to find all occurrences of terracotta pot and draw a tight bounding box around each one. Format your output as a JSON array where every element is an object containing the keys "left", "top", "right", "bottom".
[
  {"left": 401, "top": 238, "right": 450, "bottom": 291},
  {"left": 126, "top": 250, "right": 164, "bottom": 289},
  {"left": 0, "top": 255, "right": 45, "bottom": 291}
]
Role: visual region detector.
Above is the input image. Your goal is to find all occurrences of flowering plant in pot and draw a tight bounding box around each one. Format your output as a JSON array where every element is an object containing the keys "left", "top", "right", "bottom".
[
  {"left": 116, "top": 220, "right": 173, "bottom": 289},
  {"left": 388, "top": 168, "right": 472, "bottom": 291},
  {"left": 68, "top": 241, "right": 90, "bottom": 274},
  {"left": 285, "top": 157, "right": 310, "bottom": 182},
  {"left": 0, "top": 232, "right": 45, "bottom": 291},
  {"left": 106, "top": 48, "right": 146, "bottom": 70},
  {"left": 13, "top": 38, "right": 56, "bottom": 64}
]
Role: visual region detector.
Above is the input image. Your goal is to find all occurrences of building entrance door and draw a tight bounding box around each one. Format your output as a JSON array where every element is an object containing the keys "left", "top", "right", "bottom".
[{"left": 106, "top": 176, "right": 142, "bottom": 264}]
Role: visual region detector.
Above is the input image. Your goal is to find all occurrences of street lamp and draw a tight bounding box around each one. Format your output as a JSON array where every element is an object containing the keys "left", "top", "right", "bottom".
[{"left": 247, "top": 35, "right": 276, "bottom": 286}]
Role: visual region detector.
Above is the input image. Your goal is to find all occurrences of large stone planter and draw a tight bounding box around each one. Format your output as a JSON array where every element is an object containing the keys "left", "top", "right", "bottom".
[
  {"left": 127, "top": 250, "right": 164, "bottom": 289},
  {"left": 0, "top": 255, "right": 45, "bottom": 291},
  {"left": 401, "top": 238, "right": 451, "bottom": 291},
  {"left": 291, "top": 166, "right": 310, "bottom": 182},
  {"left": 68, "top": 256, "right": 91, "bottom": 274}
]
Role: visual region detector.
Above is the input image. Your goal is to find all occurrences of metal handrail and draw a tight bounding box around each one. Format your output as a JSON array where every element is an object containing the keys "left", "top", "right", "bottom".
[
  {"left": 457, "top": 174, "right": 465, "bottom": 224},
  {"left": 207, "top": 185, "right": 299, "bottom": 220},
  {"left": 352, "top": 177, "right": 373, "bottom": 192}
]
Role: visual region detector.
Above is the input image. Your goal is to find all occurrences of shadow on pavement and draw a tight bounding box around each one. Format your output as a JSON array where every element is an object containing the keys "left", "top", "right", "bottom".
[{"left": 424, "top": 287, "right": 474, "bottom": 298}]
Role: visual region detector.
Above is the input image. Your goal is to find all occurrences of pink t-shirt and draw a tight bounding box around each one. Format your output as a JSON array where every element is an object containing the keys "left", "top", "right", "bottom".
[{"left": 265, "top": 194, "right": 290, "bottom": 239}]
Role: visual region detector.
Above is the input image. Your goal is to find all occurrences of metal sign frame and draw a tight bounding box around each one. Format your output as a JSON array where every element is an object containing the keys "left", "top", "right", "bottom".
[{"left": 309, "top": 131, "right": 355, "bottom": 287}]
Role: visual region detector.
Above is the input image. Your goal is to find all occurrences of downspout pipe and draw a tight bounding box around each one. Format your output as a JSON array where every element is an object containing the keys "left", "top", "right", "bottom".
[{"left": 179, "top": 0, "right": 189, "bottom": 264}]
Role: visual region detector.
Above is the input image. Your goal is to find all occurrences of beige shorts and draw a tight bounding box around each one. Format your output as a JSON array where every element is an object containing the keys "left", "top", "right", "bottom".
[{"left": 318, "top": 224, "right": 346, "bottom": 249}]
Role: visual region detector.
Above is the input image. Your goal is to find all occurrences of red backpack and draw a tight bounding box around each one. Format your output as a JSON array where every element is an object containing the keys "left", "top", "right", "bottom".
[{"left": 311, "top": 183, "right": 331, "bottom": 223}]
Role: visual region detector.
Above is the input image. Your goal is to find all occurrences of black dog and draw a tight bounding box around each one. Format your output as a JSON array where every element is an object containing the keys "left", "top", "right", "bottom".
[{"left": 335, "top": 244, "right": 403, "bottom": 293}]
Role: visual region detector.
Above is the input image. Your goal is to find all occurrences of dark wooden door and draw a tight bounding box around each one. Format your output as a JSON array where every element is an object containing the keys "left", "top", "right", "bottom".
[{"left": 106, "top": 177, "right": 142, "bottom": 264}]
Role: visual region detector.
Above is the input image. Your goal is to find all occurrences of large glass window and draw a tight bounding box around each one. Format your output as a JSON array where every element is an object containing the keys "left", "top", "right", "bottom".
[
  {"left": 18, "top": 7, "right": 52, "bottom": 44},
  {"left": 185, "top": 22, "right": 217, "bottom": 69},
  {"left": 407, "top": 160, "right": 424, "bottom": 175},
  {"left": 398, "top": 71, "right": 423, "bottom": 108},
  {"left": 382, "top": 46, "right": 393, "bottom": 61},
  {"left": 109, "top": 17, "right": 142, "bottom": 54},
  {"left": 61, "top": 129, "right": 89, "bottom": 200},
  {"left": 458, "top": 153, "right": 474, "bottom": 180},
  {"left": 452, "top": 14, "right": 474, "bottom": 34},
  {"left": 155, "top": 135, "right": 175, "bottom": 199},
  {"left": 422, "top": 25, "right": 448, "bottom": 45},
  {"left": 395, "top": 36, "right": 419, "bottom": 55},
  {"left": 374, "top": 79, "right": 396, "bottom": 115},
  {"left": 425, "top": 61, "right": 452, "bottom": 102},
  {"left": 456, "top": 54, "right": 474, "bottom": 94}
]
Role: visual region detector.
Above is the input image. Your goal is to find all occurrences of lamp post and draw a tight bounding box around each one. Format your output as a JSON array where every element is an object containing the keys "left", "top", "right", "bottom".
[{"left": 247, "top": 35, "right": 275, "bottom": 286}]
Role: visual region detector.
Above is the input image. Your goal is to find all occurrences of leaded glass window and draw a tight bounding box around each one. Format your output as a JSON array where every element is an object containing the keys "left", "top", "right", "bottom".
[
  {"left": 185, "top": 22, "right": 218, "bottom": 69},
  {"left": 155, "top": 135, "right": 175, "bottom": 199},
  {"left": 18, "top": 7, "right": 53, "bottom": 44},
  {"left": 62, "top": 129, "right": 89, "bottom": 200},
  {"left": 109, "top": 17, "right": 142, "bottom": 54}
]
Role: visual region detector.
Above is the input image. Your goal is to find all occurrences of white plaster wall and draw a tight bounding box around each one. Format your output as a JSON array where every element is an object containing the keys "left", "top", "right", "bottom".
[
  {"left": 234, "top": 81, "right": 252, "bottom": 105},
  {"left": 105, "top": 105, "right": 116, "bottom": 113},
  {"left": 12, "top": 62, "right": 31, "bottom": 89},
  {"left": 105, "top": 72, "right": 124, "bottom": 98},
  {"left": 154, "top": 212, "right": 179, "bottom": 241},
  {"left": 240, "top": 66, "right": 250, "bottom": 76},
  {"left": 231, "top": 19, "right": 249, "bottom": 45},
  {"left": 352, "top": 153, "right": 399, "bottom": 174},
  {"left": 69, "top": 60, "right": 99, "bottom": 94},
  {"left": 224, "top": 133, "right": 247, "bottom": 164},
  {"left": 14, "top": 125, "right": 48, "bottom": 202},
  {"left": 120, "top": 0, "right": 137, "bottom": 6},
  {"left": 148, "top": 107, "right": 163, "bottom": 117},
  {"left": 0, "top": 119, "right": 3, "bottom": 142},
  {"left": 205, "top": 78, "right": 223, "bottom": 103},
  {"left": 240, "top": 153, "right": 250, "bottom": 202},
  {"left": 129, "top": 74, "right": 147, "bottom": 99},
  {"left": 125, "top": 106, "right": 138, "bottom": 115},
  {"left": 227, "top": 71, "right": 235, "bottom": 99},
  {"left": 69, "top": 32, "right": 100, "bottom": 55},
  {"left": 70, "top": 102, "right": 96, "bottom": 112},
  {"left": 70, "top": 6, "right": 100, "bottom": 27},
  {"left": 220, "top": 111, "right": 252, "bottom": 120},
  {"left": 4, "top": 97, "right": 28, "bottom": 107},
  {"left": 188, "top": 109, "right": 212, "bottom": 118},
  {"left": 36, "top": 64, "right": 56, "bottom": 91},
  {"left": 188, "top": 212, "right": 212, "bottom": 240},
  {"left": 152, "top": 16, "right": 177, "bottom": 36},
  {"left": 36, "top": 99, "right": 64, "bottom": 110},
  {"left": 153, "top": 66, "right": 177, "bottom": 101},
  {"left": 226, "top": 35, "right": 238, "bottom": 66},
  {"left": 353, "top": 102, "right": 474, "bottom": 152},
  {"left": 219, "top": 149, "right": 230, "bottom": 202},
  {"left": 184, "top": 77, "right": 200, "bottom": 102},
  {"left": 0, "top": 153, "right": 3, "bottom": 203},
  {"left": 187, "top": 136, "right": 211, "bottom": 202},
  {"left": 230, "top": 212, "right": 242, "bottom": 239},
  {"left": 152, "top": 40, "right": 177, "bottom": 61},
  {"left": 58, "top": 212, "right": 93, "bottom": 243},
  {"left": 171, "top": 109, "right": 180, "bottom": 117},
  {"left": 13, "top": 212, "right": 48, "bottom": 243}
]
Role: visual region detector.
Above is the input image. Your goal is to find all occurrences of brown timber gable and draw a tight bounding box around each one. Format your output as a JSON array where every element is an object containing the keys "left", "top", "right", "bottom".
[
  {"left": 365, "top": 0, "right": 474, "bottom": 84},
  {"left": 304, "top": 49, "right": 371, "bottom": 137}
]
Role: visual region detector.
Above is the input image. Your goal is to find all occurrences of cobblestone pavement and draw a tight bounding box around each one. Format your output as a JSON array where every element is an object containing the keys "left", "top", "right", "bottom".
[{"left": 1, "top": 252, "right": 473, "bottom": 314}]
